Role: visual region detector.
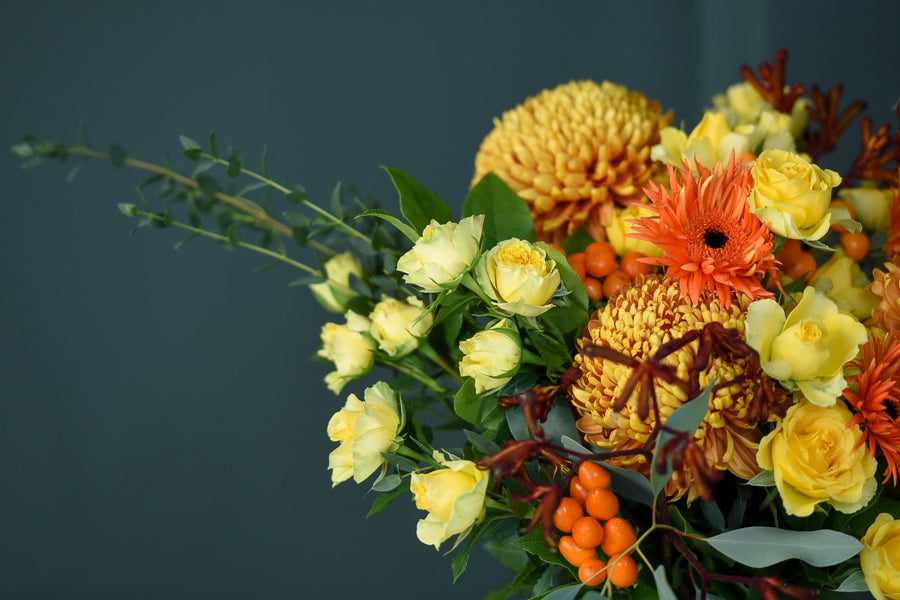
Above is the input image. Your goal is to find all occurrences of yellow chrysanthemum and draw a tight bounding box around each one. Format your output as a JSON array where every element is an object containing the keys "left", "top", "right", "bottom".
[
  {"left": 570, "top": 275, "right": 772, "bottom": 500},
  {"left": 472, "top": 81, "right": 671, "bottom": 243}
]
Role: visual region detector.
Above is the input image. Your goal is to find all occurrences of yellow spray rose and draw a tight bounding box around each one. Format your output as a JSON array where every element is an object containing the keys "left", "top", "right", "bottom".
[
  {"left": 811, "top": 250, "right": 879, "bottom": 320},
  {"left": 411, "top": 454, "right": 488, "bottom": 549},
  {"left": 309, "top": 251, "right": 364, "bottom": 313},
  {"left": 748, "top": 149, "right": 848, "bottom": 241},
  {"left": 757, "top": 400, "right": 877, "bottom": 517},
  {"left": 458, "top": 321, "right": 522, "bottom": 394},
  {"left": 368, "top": 295, "right": 433, "bottom": 357},
  {"left": 651, "top": 111, "right": 750, "bottom": 168},
  {"left": 604, "top": 204, "right": 664, "bottom": 258},
  {"left": 839, "top": 186, "right": 893, "bottom": 232},
  {"left": 745, "top": 287, "right": 867, "bottom": 406},
  {"left": 396, "top": 215, "right": 485, "bottom": 292},
  {"left": 318, "top": 311, "right": 375, "bottom": 394},
  {"left": 327, "top": 381, "right": 402, "bottom": 486},
  {"left": 475, "top": 238, "right": 561, "bottom": 317},
  {"left": 860, "top": 513, "right": 900, "bottom": 600}
]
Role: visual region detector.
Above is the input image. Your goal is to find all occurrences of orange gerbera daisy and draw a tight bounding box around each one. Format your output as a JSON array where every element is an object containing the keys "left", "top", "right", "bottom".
[
  {"left": 844, "top": 329, "right": 900, "bottom": 485},
  {"left": 630, "top": 155, "right": 780, "bottom": 308}
]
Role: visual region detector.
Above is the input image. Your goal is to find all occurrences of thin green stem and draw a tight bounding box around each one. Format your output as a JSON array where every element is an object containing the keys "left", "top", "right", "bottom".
[
  {"left": 418, "top": 342, "right": 463, "bottom": 384},
  {"left": 135, "top": 210, "right": 321, "bottom": 276},
  {"left": 396, "top": 445, "right": 438, "bottom": 466},
  {"left": 200, "top": 152, "right": 372, "bottom": 244},
  {"left": 389, "top": 359, "right": 448, "bottom": 394}
]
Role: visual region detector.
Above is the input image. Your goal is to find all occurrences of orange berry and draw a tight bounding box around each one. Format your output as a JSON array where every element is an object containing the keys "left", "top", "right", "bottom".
[
  {"left": 552, "top": 497, "right": 584, "bottom": 533},
  {"left": 777, "top": 238, "right": 804, "bottom": 263},
  {"left": 830, "top": 200, "right": 857, "bottom": 234},
  {"left": 578, "top": 557, "right": 608, "bottom": 586},
  {"left": 558, "top": 535, "right": 596, "bottom": 567},
  {"left": 578, "top": 461, "right": 611, "bottom": 490},
  {"left": 569, "top": 476, "right": 589, "bottom": 506},
  {"left": 585, "top": 488, "right": 620, "bottom": 521},
  {"left": 584, "top": 242, "right": 617, "bottom": 279},
  {"left": 567, "top": 252, "right": 587, "bottom": 280},
  {"left": 548, "top": 242, "right": 566, "bottom": 256},
  {"left": 840, "top": 232, "right": 870, "bottom": 262},
  {"left": 571, "top": 516, "right": 605, "bottom": 549},
  {"left": 602, "top": 270, "right": 630, "bottom": 298},
  {"left": 601, "top": 517, "right": 638, "bottom": 557},
  {"left": 619, "top": 251, "right": 653, "bottom": 280},
  {"left": 607, "top": 553, "right": 639, "bottom": 587},
  {"left": 783, "top": 251, "right": 816, "bottom": 282},
  {"left": 584, "top": 276, "right": 603, "bottom": 302}
]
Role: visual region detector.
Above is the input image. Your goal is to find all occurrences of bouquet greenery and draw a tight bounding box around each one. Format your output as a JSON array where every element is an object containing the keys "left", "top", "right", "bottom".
[{"left": 13, "top": 50, "right": 900, "bottom": 600}]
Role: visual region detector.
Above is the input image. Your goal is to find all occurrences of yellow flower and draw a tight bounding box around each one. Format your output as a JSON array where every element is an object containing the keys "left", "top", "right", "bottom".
[
  {"left": 476, "top": 238, "right": 561, "bottom": 317},
  {"left": 368, "top": 295, "right": 433, "bottom": 357},
  {"left": 327, "top": 382, "right": 402, "bottom": 486},
  {"left": 309, "top": 251, "right": 364, "bottom": 313},
  {"left": 757, "top": 400, "right": 877, "bottom": 517},
  {"left": 811, "top": 250, "right": 879, "bottom": 320},
  {"left": 748, "top": 149, "right": 846, "bottom": 241},
  {"left": 840, "top": 186, "right": 893, "bottom": 232},
  {"left": 411, "top": 454, "right": 488, "bottom": 549},
  {"left": 746, "top": 287, "right": 867, "bottom": 406},
  {"left": 871, "top": 261, "right": 900, "bottom": 332},
  {"left": 715, "top": 82, "right": 771, "bottom": 125},
  {"left": 458, "top": 321, "right": 522, "bottom": 393},
  {"left": 860, "top": 513, "right": 900, "bottom": 600},
  {"left": 603, "top": 204, "right": 664, "bottom": 258},
  {"left": 396, "top": 215, "right": 485, "bottom": 292},
  {"left": 318, "top": 312, "right": 375, "bottom": 394},
  {"left": 652, "top": 111, "right": 751, "bottom": 169}
]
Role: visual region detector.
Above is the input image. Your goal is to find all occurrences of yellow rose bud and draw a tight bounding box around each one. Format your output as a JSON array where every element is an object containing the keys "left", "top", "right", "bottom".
[
  {"left": 475, "top": 238, "right": 561, "bottom": 317},
  {"left": 410, "top": 455, "right": 488, "bottom": 549},
  {"left": 327, "top": 381, "right": 402, "bottom": 486},
  {"left": 368, "top": 295, "right": 433, "bottom": 357},
  {"left": 604, "top": 204, "right": 664, "bottom": 257},
  {"left": 318, "top": 313, "right": 375, "bottom": 394},
  {"left": 811, "top": 250, "right": 879, "bottom": 320},
  {"left": 309, "top": 251, "right": 364, "bottom": 313},
  {"left": 860, "top": 513, "right": 900, "bottom": 600},
  {"left": 396, "top": 215, "right": 485, "bottom": 292},
  {"left": 721, "top": 82, "right": 771, "bottom": 125},
  {"left": 746, "top": 287, "right": 867, "bottom": 406},
  {"left": 839, "top": 186, "right": 893, "bottom": 232},
  {"left": 749, "top": 149, "right": 844, "bottom": 241},
  {"left": 757, "top": 400, "right": 877, "bottom": 517},
  {"left": 458, "top": 321, "right": 522, "bottom": 393},
  {"left": 651, "top": 112, "right": 749, "bottom": 169}
]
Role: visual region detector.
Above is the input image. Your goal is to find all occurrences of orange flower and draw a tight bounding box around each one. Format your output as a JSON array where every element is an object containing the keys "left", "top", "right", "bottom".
[
  {"left": 884, "top": 176, "right": 900, "bottom": 261},
  {"left": 870, "top": 260, "right": 900, "bottom": 332},
  {"left": 844, "top": 329, "right": 900, "bottom": 485},
  {"left": 630, "top": 156, "right": 780, "bottom": 308}
]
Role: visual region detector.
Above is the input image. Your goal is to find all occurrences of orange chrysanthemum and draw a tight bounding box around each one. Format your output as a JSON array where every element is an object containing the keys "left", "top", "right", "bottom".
[
  {"left": 472, "top": 80, "right": 671, "bottom": 244},
  {"left": 843, "top": 329, "right": 900, "bottom": 484},
  {"left": 884, "top": 177, "right": 900, "bottom": 261},
  {"left": 630, "top": 156, "right": 780, "bottom": 309}
]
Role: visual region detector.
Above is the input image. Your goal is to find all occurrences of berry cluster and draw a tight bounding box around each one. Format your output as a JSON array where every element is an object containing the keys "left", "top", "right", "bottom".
[
  {"left": 552, "top": 461, "right": 640, "bottom": 588},
  {"left": 554, "top": 241, "right": 654, "bottom": 302}
]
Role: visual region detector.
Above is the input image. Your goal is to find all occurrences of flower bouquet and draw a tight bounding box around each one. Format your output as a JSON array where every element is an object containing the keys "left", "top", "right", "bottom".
[{"left": 13, "top": 49, "right": 900, "bottom": 599}]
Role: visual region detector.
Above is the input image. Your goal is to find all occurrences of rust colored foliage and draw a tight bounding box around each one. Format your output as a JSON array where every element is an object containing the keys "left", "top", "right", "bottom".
[
  {"left": 805, "top": 84, "right": 868, "bottom": 161},
  {"left": 844, "top": 107, "right": 900, "bottom": 187},
  {"left": 739, "top": 49, "right": 805, "bottom": 114}
]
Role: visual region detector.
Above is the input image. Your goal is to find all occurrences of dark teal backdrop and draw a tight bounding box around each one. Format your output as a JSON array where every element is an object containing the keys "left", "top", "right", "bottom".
[{"left": 2, "top": 2, "right": 897, "bottom": 598}]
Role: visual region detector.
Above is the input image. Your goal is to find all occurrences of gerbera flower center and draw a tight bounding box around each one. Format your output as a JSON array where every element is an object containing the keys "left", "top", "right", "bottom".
[
  {"left": 886, "top": 399, "right": 899, "bottom": 420},
  {"left": 704, "top": 228, "right": 729, "bottom": 249}
]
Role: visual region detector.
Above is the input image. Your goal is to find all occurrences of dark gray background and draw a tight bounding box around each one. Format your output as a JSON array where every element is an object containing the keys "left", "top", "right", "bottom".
[{"left": 1, "top": 2, "right": 897, "bottom": 598}]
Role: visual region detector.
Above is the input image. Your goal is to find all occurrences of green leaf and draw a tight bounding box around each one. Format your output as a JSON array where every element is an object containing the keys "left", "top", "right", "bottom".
[
  {"left": 532, "top": 567, "right": 556, "bottom": 597},
  {"left": 539, "top": 584, "right": 582, "bottom": 600},
  {"left": 513, "top": 528, "right": 577, "bottom": 578},
  {"left": 208, "top": 130, "right": 219, "bottom": 158},
  {"left": 746, "top": 470, "right": 775, "bottom": 486},
  {"left": 561, "top": 228, "right": 593, "bottom": 255},
  {"left": 179, "top": 135, "right": 202, "bottom": 161},
  {"left": 285, "top": 185, "right": 307, "bottom": 204},
  {"left": 700, "top": 499, "right": 726, "bottom": 531},
  {"left": 453, "top": 379, "right": 504, "bottom": 430},
  {"left": 226, "top": 149, "right": 243, "bottom": 177},
  {"left": 366, "top": 481, "right": 409, "bottom": 518},
  {"left": 464, "top": 173, "right": 536, "bottom": 247},
  {"left": 384, "top": 166, "right": 453, "bottom": 233},
  {"left": 451, "top": 546, "right": 470, "bottom": 583},
  {"left": 371, "top": 474, "right": 401, "bottom": 492},
  {"left": 650, "top": 377, "right": 716, "bottom": 497},
  {"left": 464, "top": 430, "right": 501, "bottom": 455},
  {"left": 834, "top": 570, "right": 868, "bottom": 593},
  {"left": 381, "top": 453, "right": 419, "bottom": 472},
  {"left": 704, "top": 527, "right": 863, "bottom": 568},
  {"left": 227, "top": 224, "right": 240, "bottom": 247},
  {"left": 66, "top": 164, "right": 82, "bottom": 183},
  {"left": 11, "top": 142, "right": 34, "bottom": 157},
  {"left": 653, "top": 566, "right": 678, "bottom": 600},
  {"left": 109, "top": 143, "right": 127, "bottom": 168},
  {"left": 358, "top": 208, "right": 419, "bottom": 243},
  {"left": 117, "top": 203, "right": 137, "bottom": 217},
  {"left": 282, "top": 211, "right": 310, "bottom": 227}
]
